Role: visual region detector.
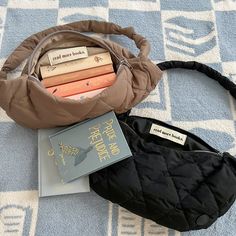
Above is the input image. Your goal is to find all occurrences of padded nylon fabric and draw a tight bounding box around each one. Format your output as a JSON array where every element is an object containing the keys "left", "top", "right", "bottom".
[
  {"left": 90, "top": 116, "right": 236, "bottom": 232},
  {"left": 0, "top": 20, "right": 162, "bottom": 129},
  {"left": 89, "top": 61, "right": 236, "bottom": 231}
]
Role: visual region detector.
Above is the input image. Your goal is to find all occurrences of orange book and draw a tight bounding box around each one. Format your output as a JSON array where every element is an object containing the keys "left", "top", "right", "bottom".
[
  {"left": 66, "top": 88, "right": 107, "bottom": 100},
  {"left": 47, "top": 73, "right": 116, "bottom": 97},
  {"left": 42, "top": 64, "right": 114, "bottom": 88}
]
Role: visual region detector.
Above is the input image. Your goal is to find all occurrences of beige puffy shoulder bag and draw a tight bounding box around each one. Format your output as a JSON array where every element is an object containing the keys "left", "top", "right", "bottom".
[{"left": 0, "top": 20, "right": 162, "bottom": 129}]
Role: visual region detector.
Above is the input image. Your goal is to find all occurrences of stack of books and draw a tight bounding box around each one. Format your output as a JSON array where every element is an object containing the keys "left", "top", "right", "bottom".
[
  {"left": 40, "top": 46, "right": 116, "bottom": 100},
  {"left": 38, "top": 111, "right": 132, "bottom": 197},
  {"left": 38, "top": 47, "right": 131, "bottom": 197}
]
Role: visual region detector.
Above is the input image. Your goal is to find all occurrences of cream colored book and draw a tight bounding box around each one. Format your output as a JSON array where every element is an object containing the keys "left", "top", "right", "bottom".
[{"left": 40, "top": 52, "right": 113, "bottom": 78}]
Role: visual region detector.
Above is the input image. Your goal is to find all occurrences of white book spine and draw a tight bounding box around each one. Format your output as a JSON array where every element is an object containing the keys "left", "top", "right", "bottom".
[{"left": 40, "top": 52, "right": 113, "bottom": 78}]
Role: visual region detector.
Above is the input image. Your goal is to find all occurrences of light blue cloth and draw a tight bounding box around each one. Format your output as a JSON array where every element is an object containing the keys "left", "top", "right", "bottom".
[{"left": 0, "top": 0, "right": 236, "bottom": 235}]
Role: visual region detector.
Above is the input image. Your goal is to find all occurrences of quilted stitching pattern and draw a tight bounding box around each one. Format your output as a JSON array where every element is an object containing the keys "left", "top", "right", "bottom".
[{"left": 90, "top": 118, "right": 236, "bottom": 231}]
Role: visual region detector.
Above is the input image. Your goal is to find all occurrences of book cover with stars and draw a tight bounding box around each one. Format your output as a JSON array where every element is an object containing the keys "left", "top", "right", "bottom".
[{"left": 49, "top": 111, "right": 132, "bottom": 183}]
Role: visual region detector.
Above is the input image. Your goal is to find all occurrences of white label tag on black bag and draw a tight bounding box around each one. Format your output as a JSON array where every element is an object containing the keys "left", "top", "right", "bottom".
[{"left": 150, "top": 124, "right": 187, "bottom": 145}]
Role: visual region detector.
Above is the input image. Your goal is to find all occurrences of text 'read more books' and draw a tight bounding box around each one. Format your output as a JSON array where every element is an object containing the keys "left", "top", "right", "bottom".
[
  {"left": 38, "top": 128, "right": 90, "bottom": 197},
  {"left": 40, "top": 52, "right": 113, "bottom": 78},
  {"left": 46, "top": 73, "right": 116, "bottom": 97},
  {"left": 47, "top": 46, "right": 89, "bottom": 65},
  {"left": 41, "top": 64, "right": 114, "bottom": 88},
  {"left": 49, "top": 111, "right": 132, "bottom": 183}
]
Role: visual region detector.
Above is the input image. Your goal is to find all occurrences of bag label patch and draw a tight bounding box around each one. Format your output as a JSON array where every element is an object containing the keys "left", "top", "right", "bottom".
[
  {"left": 48, "top": 46, "right": 88, "bottom": 65},
  {"left": 150, "top": 124, "right": 187, "bottom": 145}
]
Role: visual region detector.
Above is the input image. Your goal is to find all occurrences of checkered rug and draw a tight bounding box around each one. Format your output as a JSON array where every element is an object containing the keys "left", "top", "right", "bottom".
[{"left": 0, "top": 0, "right": 236, "bottom": 235}]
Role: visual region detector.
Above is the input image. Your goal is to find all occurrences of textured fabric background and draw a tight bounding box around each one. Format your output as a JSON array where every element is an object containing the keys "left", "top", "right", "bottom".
[{"left": 0, "top": 0, "right": 236, "bottom": 235}]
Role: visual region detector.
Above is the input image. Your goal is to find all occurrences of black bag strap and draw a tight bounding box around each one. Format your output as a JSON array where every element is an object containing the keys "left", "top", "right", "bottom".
[{"left": 157, "top": 60, "right": 236, "bottom": 100}]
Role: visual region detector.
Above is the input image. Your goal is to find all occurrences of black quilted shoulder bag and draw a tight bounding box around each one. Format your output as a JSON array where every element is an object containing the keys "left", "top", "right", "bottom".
[{"left": 90, "top": 61, "right": 236, "bottom": 232}]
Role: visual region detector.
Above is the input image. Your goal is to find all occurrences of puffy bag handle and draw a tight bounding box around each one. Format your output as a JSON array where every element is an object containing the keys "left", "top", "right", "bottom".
[
  {"left": 0, "top": 20, "right": 150, "bottom": 76},
  {"left": 157, "top": 60, "right": 236, "bottom": 99}
]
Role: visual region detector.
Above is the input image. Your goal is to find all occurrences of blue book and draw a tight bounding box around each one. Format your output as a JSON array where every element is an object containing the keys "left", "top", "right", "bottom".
[
  {"left": 38, "top": 128, "right": 90, "bottom": 197},
  {"left": 49, "top": 111, "right": 132, "bottom": 183}
]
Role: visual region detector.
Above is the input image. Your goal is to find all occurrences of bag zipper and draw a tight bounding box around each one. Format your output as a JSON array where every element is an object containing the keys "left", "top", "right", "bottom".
[
  {"left": 27, "top": 30, "right": 133, "bottom": 79},
  {"left": 119, "top": 120, "right": 138, "bottom": 136},
  {"left": 190, "top": 150, "right": 224, "bottom": 157}
]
